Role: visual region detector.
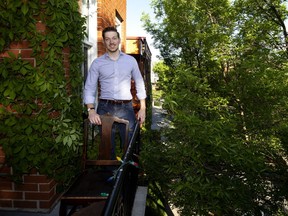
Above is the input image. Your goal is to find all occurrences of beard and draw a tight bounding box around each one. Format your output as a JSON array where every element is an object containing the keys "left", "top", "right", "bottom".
[{"left": 107, "top": 44, "right": 119, "bottom": 53}]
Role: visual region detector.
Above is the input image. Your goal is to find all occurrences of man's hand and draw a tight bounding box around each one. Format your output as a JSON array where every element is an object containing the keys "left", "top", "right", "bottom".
[
  {"left": 137, "top": 108, "right": 146, "bottom": 125},
  {"left": 137, "top": 99, "right": 146, "bottom": 127},
  {"left": 88, "top": 110, "right": 102, "bottom": 125}
]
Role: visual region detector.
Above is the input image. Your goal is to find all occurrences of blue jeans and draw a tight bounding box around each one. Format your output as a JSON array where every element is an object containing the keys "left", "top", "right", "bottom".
[{"left": 97, "top": 100, "right": 136, "bottom": 159}]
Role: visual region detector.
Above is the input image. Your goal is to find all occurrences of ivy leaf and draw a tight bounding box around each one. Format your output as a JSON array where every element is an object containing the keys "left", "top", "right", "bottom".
[
  {"left": 20, "top": 67, "right": 28, "bottom": 75},
  {"left": 29, "top": 103, "right": 37, "bottom": 110},
  {"left": 70, "top": 134, "right": 77, "bottom": 141},
  {"left": 8, "top": 32, "right": 14, "bottom": 41},
  {"left": 4, "top": 88, "right": 10, "bottom": 97},
  {"left": 35, "top": 80, "right": 45, "bottom": 86},
  {"left": 28, "top": 1, "right": 38, "bottom": 9},
  {"left": 63, "top": 136, "right": 68, "bottom": 145},
  {"left": 25, "top": 126, "right": 33, "bottom": 135},
  {"left": 8, "top": 51, "right": 16, "bottom": 59},
  {"left": 0, "top": 38, "right": 5, "bottom": 49},
  {"left": 13, "top": 145, "right": 24, "bottom": 154},
  {"left": 1, "top": 68, "right": 8, "bottom": 79},
  {"left": 40, "top": 83, "right": 47, "bottom": 92},
  {"left": 59, "top": 22, "right": 65, "bottom": 30},
  {"left": 12, "top": 64, "right": 21, "bottom": 71},
  {"left": 10, "top": 90, "right": 16, "bottom": 100},
  {"left": 4, "top": 88, "right": 16, "bottom": 100},
  {"left": 19, "top": 147, "right": 27, "bottom": 159},
  {"left": 60, "top": 33, "right": 68, "bottom": 42},
  {"left": 67, "top": 136, "right": 72, "bottom": 147},
  {"left": 55, "top": 135, "right": 62, "bottom": 143},
  {"left": 25, "top": 105, "right": 32, "bottom": 115},
  {"left": 21, "top": 3, "right": 29, "bottom": 15},
  {"left": 68, "top": 32, "right": 74, "bottom": 39}
]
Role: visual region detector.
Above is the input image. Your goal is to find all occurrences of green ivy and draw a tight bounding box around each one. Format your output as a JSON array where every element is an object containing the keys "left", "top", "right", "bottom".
[{"left": 0, "top": 0, "right": 86, "bottom": 185}]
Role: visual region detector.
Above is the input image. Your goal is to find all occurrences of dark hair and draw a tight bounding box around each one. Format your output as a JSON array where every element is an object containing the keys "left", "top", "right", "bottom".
[{"left": 102, "top": 26, "right": 120, "bottom": 39}]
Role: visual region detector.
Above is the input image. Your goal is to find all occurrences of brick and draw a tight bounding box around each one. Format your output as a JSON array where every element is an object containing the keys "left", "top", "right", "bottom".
[
  {"left": 62, "top": 47, "right": 70, "bottom": 53},
  {"left": 0, "top": 200, "right": 13, "bottom": 208},
  {"left": 25, "top": 189, "right": 55, "bottom": 201},
  {"left": 23, "top": 175, "right": 49, "bottom": 184},
  {"left": 0, "top": 155, "right": 5, "bottom": 165},
  {"left": 41, "top": 41, "right": 48, "bottom": 48},
  {"left": 0, "top": 191, "right": 23, "bottom": 199},
  {"left": 9, "top": 41, "right": 30, "bottom": 49},
  {"left": 14, "top": 200, "right": 38, "bottom": 209},
  {"left": 96, "top": 0, "right": 127, "bottom": 53},
  {"left": 39, "top": 192, "right": 60, "bottom": 209},
  {"left": 63, "top": 53, "right": 69, "bottom": 62},
  {"left": 63, "top": 61, "right": 70, "bottom": 68},
  {"left": 0, "top": 156, "right": 5, "bottom": 164},
  {"left": 20, "top": 49, "right": 33, "bottom": 58},
  {"left": 29, "top": 168, "right": 38, "bottom": 175},
  {"left": 22, "top": 58, "right": 36, "bottom": 67},
  {"left": 36, "top": 21, "right": 46, "bottom": 32},
  {"left": 39, "top": 180, "right": 56, "bottom": 192},
  {"left": 0, "top": 50, "right": 21, "bottom": 58},
  {"left": 14, "top": 183, "right": 38, "bottom": 192},
  {"left": 0, "top": 165, "right": 12, "bottom": 175},
  {"left": 0, "top": 180, "right": 13, "bottom": 190}
]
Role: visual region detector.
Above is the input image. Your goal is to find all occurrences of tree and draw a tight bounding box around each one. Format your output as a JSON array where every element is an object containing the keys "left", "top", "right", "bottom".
[{"left": 142, "top": 0, "right": 288, "bottom": 215}]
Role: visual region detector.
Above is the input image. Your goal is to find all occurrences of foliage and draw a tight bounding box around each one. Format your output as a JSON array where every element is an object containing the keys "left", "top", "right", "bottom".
[
  {"left": 141, "top": 130, "right": 174, "bottom": 216},
  {"left": 142, "top": 0, "right": 288, "bottom": 215},
  {"left": 0, "top": 0, "right": 86, "bottom": 184}
]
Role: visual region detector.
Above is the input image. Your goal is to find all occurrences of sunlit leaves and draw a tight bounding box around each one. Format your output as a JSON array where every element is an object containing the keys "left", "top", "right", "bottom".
[
  {"left": 143, "top": 0, "right": 288, "bottom": 215},
  {"left": 0, "top": 0, "right": 85, "bottom": 184}
]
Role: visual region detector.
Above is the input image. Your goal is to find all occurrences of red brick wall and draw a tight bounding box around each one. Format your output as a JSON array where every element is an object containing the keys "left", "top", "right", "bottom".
[
  {"left": 0, "top": 0, "right": 128, "bottom": 212},
  {"left": 1, "top": 145, "right": 59, "bottom": 211},
  {"left": 97, "top": 0, "right": 127, "bottom": 56},
  {"left": 0, "top": 166, "right": 60, "bottom": 211},
  {"left": 0, "top": 147, "right": 5, "bottom": 166},
  {"left": 0, "top": 41, "right": 34, "bottom": 65},
  {"left": 0, "top": 22, "right": 64, "bottom": 213}
]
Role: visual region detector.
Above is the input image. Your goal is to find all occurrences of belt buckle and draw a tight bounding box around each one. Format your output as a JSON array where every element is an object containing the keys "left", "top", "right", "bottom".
[{"left": 113, "top": 100, "right": 121, "bottom": 104}]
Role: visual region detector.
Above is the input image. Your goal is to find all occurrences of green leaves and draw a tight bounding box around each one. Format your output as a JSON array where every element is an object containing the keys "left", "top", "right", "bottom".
[
  {"left": 4, "top": 88, "right": 16, "bottom": 100},
  {"left": 0, "top": 0, "right": 86, "bottom": 184},
  {"left": 54, "top": 119, "right": 82, "bottom": 151},
  {"left": 21, "top": 3, "right": 29, "bottom": 15},
  {"left": 143, "top": 0, "right": 288, "bottom": 215}
]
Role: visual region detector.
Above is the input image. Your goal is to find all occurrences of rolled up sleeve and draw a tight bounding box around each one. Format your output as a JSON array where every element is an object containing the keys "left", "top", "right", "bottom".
[
  {"left": 84, "top": 61, "right": 98, "bottom": 104},
  {"left": 131, "top": 59, "right": 146, "bottom": 100}
]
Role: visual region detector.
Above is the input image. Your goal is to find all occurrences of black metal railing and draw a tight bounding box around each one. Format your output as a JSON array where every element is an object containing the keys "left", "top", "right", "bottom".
[{"left": 102, "top": 121, "right": 141, "bottom": 216}]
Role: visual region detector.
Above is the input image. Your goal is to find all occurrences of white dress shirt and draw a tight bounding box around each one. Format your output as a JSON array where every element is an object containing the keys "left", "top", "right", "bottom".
[{"left": 84, "top": 51, "right": 146, "bottom": 105}]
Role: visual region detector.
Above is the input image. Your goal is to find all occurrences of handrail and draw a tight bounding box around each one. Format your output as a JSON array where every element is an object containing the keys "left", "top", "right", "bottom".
[{"left": 103, "top": 121, "right": 140, "bottom": 216}]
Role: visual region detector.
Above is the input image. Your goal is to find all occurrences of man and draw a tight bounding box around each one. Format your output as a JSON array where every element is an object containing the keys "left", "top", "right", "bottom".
[{"left": 84, "top": 26, "right": 146, "bottom": 157}]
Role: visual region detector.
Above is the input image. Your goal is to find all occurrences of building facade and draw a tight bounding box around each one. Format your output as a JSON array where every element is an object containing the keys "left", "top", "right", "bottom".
[
  {"left": 0, "top": 0, "right": 127, "bottom": 213},
  {"left": 0, "top": 0, "right": 151, "bottom": 213}
]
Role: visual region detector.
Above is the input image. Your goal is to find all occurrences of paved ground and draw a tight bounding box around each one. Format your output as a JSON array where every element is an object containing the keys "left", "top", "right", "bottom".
[
  {"left": 0, "top": 202, "right": 60, "bottom": 216},
  {"left": 151, "top": 105, "right": 170, "bottom": 130},
  {"left": 151, "top": 106, "right": 180, "bottom": 216}
]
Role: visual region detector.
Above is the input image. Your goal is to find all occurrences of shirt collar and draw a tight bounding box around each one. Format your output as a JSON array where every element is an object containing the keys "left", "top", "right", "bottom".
[{"left": 104, "top": 50, "right": 124, "bottom": 59}]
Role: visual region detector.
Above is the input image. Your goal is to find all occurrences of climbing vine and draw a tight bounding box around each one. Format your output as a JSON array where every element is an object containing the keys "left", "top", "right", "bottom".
[{"left": 0, "top": 0, "right": 86, "bottom": 184}]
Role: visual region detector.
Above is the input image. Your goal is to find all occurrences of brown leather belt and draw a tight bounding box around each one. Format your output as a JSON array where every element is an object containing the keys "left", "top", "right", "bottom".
[{"left": 100, "top": 99, "right": 132, "bottom": 104}]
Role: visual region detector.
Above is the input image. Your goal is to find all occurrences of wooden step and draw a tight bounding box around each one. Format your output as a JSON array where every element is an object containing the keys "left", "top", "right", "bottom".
[{"left": 72, "top": 200, "right": 106, "bottom": 216}]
